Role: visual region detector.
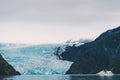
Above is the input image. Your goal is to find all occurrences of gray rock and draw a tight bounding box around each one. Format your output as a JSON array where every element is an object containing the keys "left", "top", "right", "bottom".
[
  {"left": 66, "top": 26, "right": 120, "bottom": 74},
  {"left": 0, "top": 54, "right": 20, "bottom": 75}
]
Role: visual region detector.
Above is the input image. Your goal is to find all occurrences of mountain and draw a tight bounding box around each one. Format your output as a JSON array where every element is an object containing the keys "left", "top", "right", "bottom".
[
  {"left": 0, "top": 54, "right": 20, "bottom": 75},
  {"left": 65, "top": 26, "right": 120, "bottom": 74},
  {"left": 65, "top": 39, "right": 91, "bottom": 47},
  {"left": 60, "top": 39, "right": 91, "bottom": 62}
]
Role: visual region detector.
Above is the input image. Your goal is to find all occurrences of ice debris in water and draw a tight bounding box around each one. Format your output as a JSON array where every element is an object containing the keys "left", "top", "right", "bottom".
[{"left": 97, "top": 70, "right": 114, "bottom": 76}]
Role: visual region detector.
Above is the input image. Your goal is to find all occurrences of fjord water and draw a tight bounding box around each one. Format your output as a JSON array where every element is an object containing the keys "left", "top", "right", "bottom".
[
  {"left": 1, "top": 75, "right": 120, "bottom": 80},
  {"left": 1, "top": 43, "right": 120, "bottom": 80}
]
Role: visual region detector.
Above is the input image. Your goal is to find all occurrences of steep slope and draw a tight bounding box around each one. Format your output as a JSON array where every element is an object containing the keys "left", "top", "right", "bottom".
[
  {"left": 60, "top": 39, "right": 91, "bottom": 62},
  {"left": 0, "top": 54, "right": 20, "bottom": 75},
  {"left": 66, "top": 26, "right": 120, "bottom": 74}
]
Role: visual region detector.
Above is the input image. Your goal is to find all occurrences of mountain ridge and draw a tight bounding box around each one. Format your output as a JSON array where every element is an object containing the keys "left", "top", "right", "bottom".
[{"left": 64, "top": 26, "right": 120, "bottom": 74}]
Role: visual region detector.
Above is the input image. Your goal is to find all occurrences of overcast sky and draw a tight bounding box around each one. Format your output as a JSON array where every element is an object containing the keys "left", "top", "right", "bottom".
[{"left": 0, "top": 0, "right": 120, "bottom": 44}]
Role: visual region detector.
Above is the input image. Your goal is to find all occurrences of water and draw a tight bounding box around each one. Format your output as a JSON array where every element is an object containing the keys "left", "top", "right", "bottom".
[{"left": 1, "top": 75, "right": 120, "bottom": 80}]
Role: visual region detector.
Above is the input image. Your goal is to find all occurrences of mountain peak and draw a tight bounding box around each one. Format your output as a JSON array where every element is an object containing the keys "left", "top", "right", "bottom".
[{"left": 62, "top": 26, "right": 120, "bottom": 74}]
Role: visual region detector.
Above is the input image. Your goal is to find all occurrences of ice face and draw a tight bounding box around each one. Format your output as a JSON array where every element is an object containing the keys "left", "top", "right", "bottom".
[{"left": 0, "top": 44, "right": 72, "bottom": 75}]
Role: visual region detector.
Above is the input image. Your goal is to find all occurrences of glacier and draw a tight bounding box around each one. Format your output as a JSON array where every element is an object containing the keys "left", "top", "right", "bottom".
[{"left": 0, "top": 43, "right": 73, "bottom": 75}]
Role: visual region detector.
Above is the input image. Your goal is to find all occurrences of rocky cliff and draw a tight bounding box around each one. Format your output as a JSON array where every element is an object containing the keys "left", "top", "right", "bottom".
[
  {"left": 65, "top": 27, "right": 120, "bottom": 74},
  {"left": 0, "top": 54, "right": 20, "bottom": 75}
]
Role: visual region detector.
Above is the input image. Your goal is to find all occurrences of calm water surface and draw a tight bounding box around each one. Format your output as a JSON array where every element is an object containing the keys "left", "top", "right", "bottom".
[{"left": 1, "top": 75, "right": 120, "bottom": 80}]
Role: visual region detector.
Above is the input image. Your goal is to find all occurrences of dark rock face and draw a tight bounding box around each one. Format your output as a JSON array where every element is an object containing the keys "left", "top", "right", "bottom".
[
  {"left": 0, "top": 54, "right": 20, "bottom": 75},
  {"left": 65, "top": 27, "right": 120, "bottom": 74},
  {"left": 60, "top": 40, "right": 91, "bottom": 62},
  {"left": 60, "top": 46, "right": 80, "bottom": 62}
]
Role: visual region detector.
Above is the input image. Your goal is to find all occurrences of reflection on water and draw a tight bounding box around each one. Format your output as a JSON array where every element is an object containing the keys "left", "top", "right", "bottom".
[
  {"left": 0, "top": 75, "right": 71, "bottom": 80},
  {"left": 1, "top": 75, "right": 120, "bottom": 80}
]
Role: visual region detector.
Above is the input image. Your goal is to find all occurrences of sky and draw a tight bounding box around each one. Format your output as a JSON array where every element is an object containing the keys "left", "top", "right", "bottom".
[{"left": 0, "top": 0, "right": 120, "bottom": 44}]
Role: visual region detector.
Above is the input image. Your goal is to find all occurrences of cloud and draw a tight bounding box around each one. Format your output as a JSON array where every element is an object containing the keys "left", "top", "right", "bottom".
[
  {"left": 0, "top": 0, "right": 103, "bottom": 25},
  {"left": 1, "top": 0, "right": 120, "bottom": 27},
  {"left": 0, "top": 0, "right": 120, "bottom": 43}
]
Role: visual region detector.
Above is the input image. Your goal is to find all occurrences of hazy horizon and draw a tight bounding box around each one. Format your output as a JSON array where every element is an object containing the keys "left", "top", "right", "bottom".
[{"left": 0, "top": 0, "right": 120, "bottom": 44}]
